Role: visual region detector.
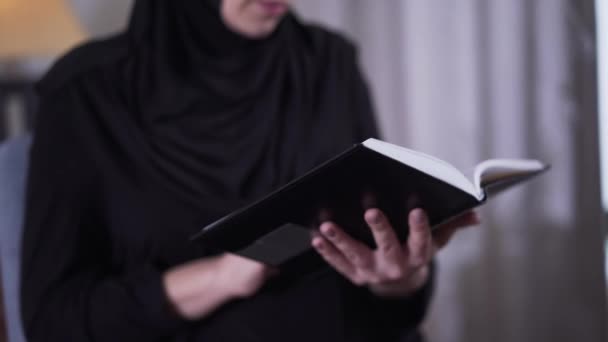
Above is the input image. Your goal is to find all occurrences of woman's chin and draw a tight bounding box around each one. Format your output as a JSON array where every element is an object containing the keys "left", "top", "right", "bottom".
[{"left": 229, "top": 18, "right": 284, "bottom": 39}]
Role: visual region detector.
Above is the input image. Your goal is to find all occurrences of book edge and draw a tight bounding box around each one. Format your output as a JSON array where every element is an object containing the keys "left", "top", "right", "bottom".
[{"left": 362, "top": 138, "right": 482, "bottom": 200}]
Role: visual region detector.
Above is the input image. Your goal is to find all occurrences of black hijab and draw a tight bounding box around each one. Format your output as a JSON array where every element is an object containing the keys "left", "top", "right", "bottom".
[
  {"left": 39, "top": 0, "right": 378, "bottom": 218},
  {"left": 118, "top": 0, "right": 377, "bottom": 212}
]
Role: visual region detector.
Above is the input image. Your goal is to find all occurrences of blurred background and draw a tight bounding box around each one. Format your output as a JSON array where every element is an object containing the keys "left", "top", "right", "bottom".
[{"left": 0, "top": 0, "right": 606, "bottom": 341}]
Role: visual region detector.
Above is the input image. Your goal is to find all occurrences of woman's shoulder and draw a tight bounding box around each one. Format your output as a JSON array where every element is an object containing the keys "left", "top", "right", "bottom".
[{"left": 36, "top": 33, "right": 130, "bottom": 97}]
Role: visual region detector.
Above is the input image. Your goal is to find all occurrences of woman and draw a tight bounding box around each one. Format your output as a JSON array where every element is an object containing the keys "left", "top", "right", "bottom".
[{"left": 20, "top": 1, "right": 478, "bottom": 341}]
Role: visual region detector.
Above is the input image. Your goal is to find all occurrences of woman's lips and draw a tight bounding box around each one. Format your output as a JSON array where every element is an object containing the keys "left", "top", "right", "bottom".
[{"left": 257, "top": 0, "right": 288, "bottom": 16}]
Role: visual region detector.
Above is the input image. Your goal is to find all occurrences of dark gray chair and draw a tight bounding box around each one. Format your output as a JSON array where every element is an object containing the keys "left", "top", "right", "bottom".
[{"left": 0, "top": 134, "right": 31, "bottom": 342}]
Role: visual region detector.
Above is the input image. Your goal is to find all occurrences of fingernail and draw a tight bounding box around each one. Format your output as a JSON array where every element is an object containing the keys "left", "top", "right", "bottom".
[
  {"left": 366, "top": 209, "right": 382, "bottom": 224},
  {"left": 321, "top": 224, "right": 336, "bottom": 237},
  {"left": 312, "top": 238, "right": 323, "bottom": 249},
  {"left": 372, "top": 211, "right": 382, "bottom": 224},
  {"left": 413, "top": 209, "right": 426, "bottom": 224}
]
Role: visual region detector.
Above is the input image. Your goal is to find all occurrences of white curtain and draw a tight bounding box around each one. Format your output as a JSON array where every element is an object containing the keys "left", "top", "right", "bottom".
[{"left": 292, "top": 1, "right": 606, "bottom": 341}]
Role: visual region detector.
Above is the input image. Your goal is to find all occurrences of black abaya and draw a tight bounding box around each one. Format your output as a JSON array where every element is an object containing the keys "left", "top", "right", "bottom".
[{"left": 20, "top": 1, "right": 433, "bottom": 341}]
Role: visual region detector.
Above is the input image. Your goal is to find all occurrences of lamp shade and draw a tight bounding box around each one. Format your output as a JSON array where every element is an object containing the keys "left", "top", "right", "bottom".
[{"left": 0, "top": 0, "right": 87, "bottom": 58}]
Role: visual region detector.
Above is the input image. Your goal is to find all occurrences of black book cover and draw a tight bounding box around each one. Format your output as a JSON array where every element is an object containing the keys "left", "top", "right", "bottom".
[{"left": 192, "top": 143, "right": 481, "bottom": 268}]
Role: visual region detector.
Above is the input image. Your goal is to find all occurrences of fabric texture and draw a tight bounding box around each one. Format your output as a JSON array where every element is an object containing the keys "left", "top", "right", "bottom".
[{"left": 20, "top": 1, "right": 432, "bottom": 341}]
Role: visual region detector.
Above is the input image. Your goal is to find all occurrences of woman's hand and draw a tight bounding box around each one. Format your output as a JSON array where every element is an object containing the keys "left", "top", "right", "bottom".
[
  {"left": 312, "top": 208, "right": 479, "bottom": 297},
  {"left": 163, "top": 253, "right": 275, "bottom": 320}
]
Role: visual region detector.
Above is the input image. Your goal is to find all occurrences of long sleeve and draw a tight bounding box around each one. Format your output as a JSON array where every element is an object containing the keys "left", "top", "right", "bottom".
[
  {"left": 20, "top": 91, "right": 186, "bottom": 342},
  {"left": 339, "top": 262, "right": 435, "bottom": 342}
]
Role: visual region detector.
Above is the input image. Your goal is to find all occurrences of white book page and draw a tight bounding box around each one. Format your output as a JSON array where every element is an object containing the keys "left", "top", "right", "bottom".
[
  {"left": 362, "top": 139, "right": 482, "bottom": 200},
  {"left": 473, "top": 159, "right": 546, "bottom": 192}
]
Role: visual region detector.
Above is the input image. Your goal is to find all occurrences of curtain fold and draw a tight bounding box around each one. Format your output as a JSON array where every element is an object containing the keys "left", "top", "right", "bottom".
[{"left": 293, "top": 1, "right": 606, "bottom": 341}]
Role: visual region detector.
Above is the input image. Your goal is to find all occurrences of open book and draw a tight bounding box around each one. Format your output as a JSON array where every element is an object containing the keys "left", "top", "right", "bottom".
[
  {"left": 192, "top": 138, "right": 549, "bottom": 267},
  {"left": 364, "top": 139, "right": 548, "bottom": 201}
]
